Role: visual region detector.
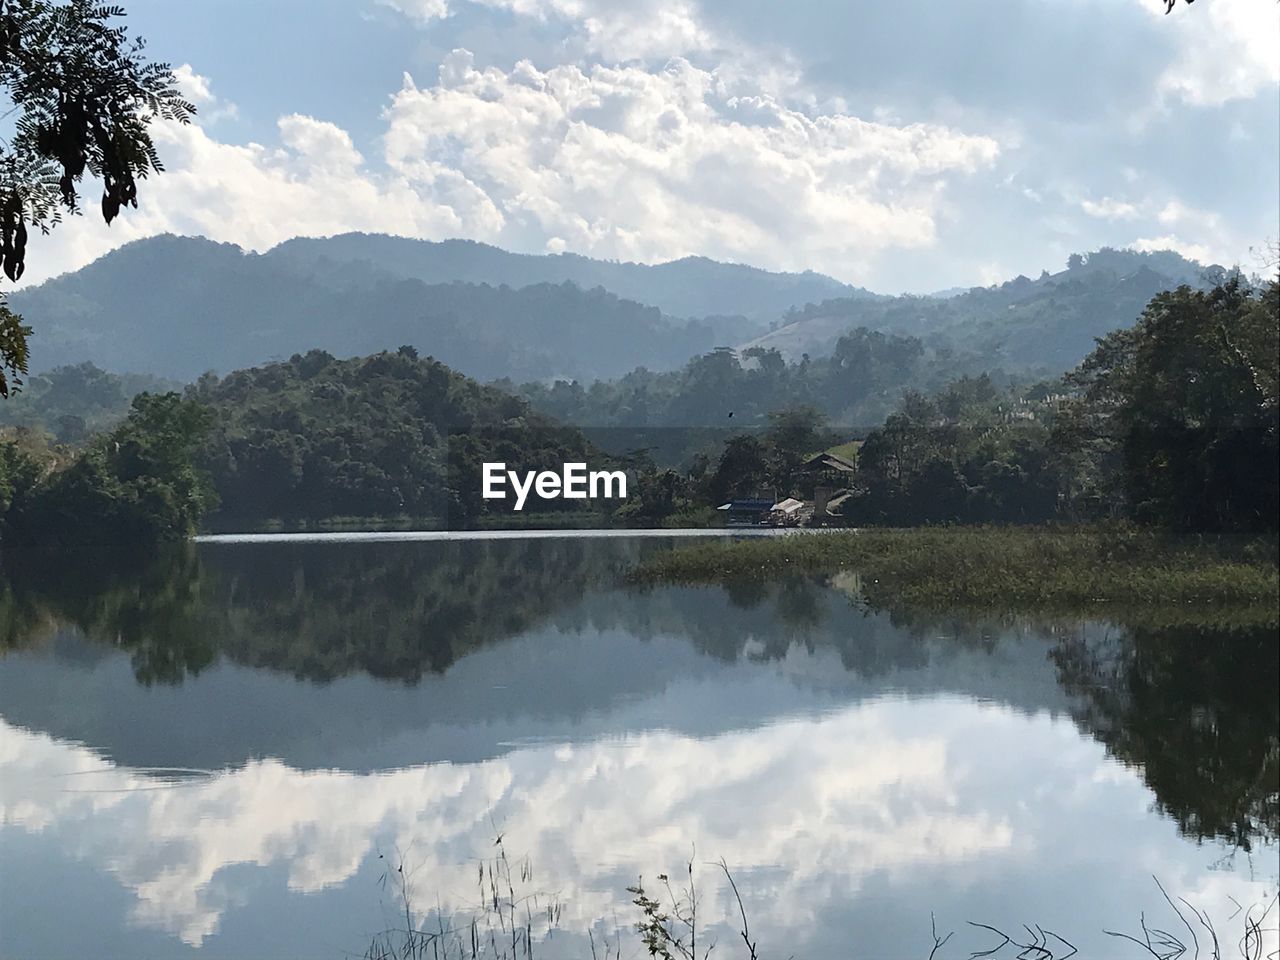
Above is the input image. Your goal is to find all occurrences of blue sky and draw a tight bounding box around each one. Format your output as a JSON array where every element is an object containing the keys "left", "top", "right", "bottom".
[{"left": 25, "top": 0, "right": 1280, "bottom": 294}]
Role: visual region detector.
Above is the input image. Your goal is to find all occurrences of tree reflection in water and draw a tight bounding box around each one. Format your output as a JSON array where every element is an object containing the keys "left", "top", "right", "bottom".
[{"left": 1, "top": 538, "right": 1276, "bottom": 854}]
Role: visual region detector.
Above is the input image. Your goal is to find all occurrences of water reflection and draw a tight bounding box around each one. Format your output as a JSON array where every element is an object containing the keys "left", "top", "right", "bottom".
[{"left": 0, "top": 539, "right": 1275, "bottom": 958}]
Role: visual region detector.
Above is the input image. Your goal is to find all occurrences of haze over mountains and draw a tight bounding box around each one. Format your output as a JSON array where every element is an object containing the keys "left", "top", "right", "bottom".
[
  {"left": 9, "top": 233, "right": 1221, "bottom": 386},
  {"left": 744, "top": 247, "right": 1224, "bottom": 372},
  {"left": 268, "top": 234, "right": 868, "bottom": 320}
]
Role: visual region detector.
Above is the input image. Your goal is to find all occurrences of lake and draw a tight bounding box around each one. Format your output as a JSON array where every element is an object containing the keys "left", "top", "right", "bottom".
[{"left": 1, "top": 534, "right": 1276, "bottom": 959}]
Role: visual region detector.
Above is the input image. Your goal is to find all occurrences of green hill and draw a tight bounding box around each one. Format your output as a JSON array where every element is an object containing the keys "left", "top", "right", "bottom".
[{"left": 190, "top": 346, "right": 603, "bottom": 528}]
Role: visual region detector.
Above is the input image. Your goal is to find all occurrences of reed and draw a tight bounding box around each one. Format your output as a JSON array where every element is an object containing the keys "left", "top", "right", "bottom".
[{"left": 629, "top": 525, "right": 1279, "bottom": 609}]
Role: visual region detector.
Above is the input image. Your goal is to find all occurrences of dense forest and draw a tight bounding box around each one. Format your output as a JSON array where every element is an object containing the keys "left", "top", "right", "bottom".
[
  {"left": 0, "top": 362, "right": 178, "bottom": 444},
  {"left": 621, "top": 276, "right": 1278, "bottom": 532},
  {"left": 0, "top": 349, "right": 631, "bottom": 544},
  {"left": 512, "top": 328, "right": 1005, "bottom": 430},
  {"left": 1, "top": 264, "right": 1274, "bottom": 543},
  {"left": 1, "top": 392, "right": 218, "bottom": 548},
  {"left": 188, "top": 347, "right": 609, "bottom": 528}
]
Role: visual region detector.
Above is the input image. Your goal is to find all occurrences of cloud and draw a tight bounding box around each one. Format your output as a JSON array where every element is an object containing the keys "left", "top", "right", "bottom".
[
  {"left": 1134, "top": 198, "right": 1234, "bottom": 263},
  {"left": 172, "top": 64, "right": 217, "bottom": 105},
  {"left": 10, "top": 0, "right": 1274, "bottom": 294},
  {"left": 378, "top": 0, "right": 450, "bottom": 20},
  {"left": 1131, "top": 234, "right": 1216, "bottom": 263},
  {"left": 1081, "top": 197, "right": 1140, "bottom": 221},
  {"left": 0, "top": 705, "right": 1011, "bottom": 946},
  {"left": 4, "top": 699, "right": 1274, "bottom": 954},
  {"left": 1142, "top": 0, "right": 1280, "bottom": 107},
  {"left": 171, "top": 63, "right": 238, "bottom": 125},
  {"left": 11, "top": 92, "right": 496, "bottom": 287},
  {"left": 381, "top": 52, "right": 999, "bottom": 275},
  {"left": 15, "top": 52, "right": 998, "bottom": 288},
  {"left": 380, "top": 0, "right": 717, "bottom": 62}
]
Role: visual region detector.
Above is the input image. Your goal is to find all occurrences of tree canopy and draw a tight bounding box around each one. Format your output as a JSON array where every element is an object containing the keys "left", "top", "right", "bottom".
[{"left": 0, "top": 0, "right": 191, "bottom": 395}]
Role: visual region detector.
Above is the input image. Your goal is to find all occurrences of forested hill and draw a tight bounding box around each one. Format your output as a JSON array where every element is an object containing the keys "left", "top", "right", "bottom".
[
  {"left": 0, "top": 347, "right": 617, "bottom": 546},
  {"left": 9, "top": 235, "right": 728, "bottom": 383},
  {"left": 266, "top": 233, "right": 869, "bottom": 321},
  {"left": 740, "top": 247, "right": 1224, "bottom": 373},
  {"left": 189, "top": 347, "right": 602, "bottom": 528}
]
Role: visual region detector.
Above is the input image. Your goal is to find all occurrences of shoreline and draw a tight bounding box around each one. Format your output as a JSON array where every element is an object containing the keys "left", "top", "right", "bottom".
[{"left": 195, "top": 526, "right": 811, "bottom": 544}]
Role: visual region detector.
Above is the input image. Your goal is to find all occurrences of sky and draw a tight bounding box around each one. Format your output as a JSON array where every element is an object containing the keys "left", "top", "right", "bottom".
[{"left": 17, "top": 0, "right": 1280, "bottom": 294}]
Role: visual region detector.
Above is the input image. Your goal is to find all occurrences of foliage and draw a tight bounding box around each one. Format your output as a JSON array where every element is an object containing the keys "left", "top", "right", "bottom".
[
  {"left": 0, "top": 359, "right": 176, "bottom": 441},
  {"left": 1056, "top": 620, "right": 1278, "bottom": 852},
  {"left": 2, "top": 390, "right": 216, "bottom": 546},
  {"left": 843, "top": 376, "right": 1066, "bottom": 525},
  {"left": 189, "top": 347, "right": 609, "bottom": 528},
  {"left": 516, "top": 330, "right": 999, "bottom": 436},
  {"left": 808, "top": 276, "right": 1278, "bottom": 531},
  {"left": 0, "top": 423, "right": 60, "bottom": 513},
  {"left": 0, "top": 0, "right": 191, "bottom": 393},
  {"left": 0, "top": 302, "right": 31, "bottom": 397},
  {"left": 1062, "top": 276, "right": 1278, "bottom": 531}
]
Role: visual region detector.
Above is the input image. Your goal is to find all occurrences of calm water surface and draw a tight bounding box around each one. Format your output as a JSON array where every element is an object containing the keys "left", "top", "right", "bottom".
[{"left": 0, "top": 535, "right": 1275, "bottom": 959}]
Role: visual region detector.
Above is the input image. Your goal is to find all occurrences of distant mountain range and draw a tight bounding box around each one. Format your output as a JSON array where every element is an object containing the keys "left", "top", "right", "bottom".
[
  {"left": 9, "top": 233, "right": 1222, "bottom": 385},
  {"left": 268, "top": 233, "right": 870, "bottom": 320},
  {"left": 740, "top": 247, "right": 1223, "bottom": 373},
  {"left": 9, "top": 236, "right": 726, "bottom": 382}
]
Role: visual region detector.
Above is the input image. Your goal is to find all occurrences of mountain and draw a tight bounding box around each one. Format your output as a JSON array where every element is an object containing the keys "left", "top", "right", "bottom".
[
  {"left": 9, "top": 236, "right": 1224, "bottom": 391},
  {"left": 9, "top": 235, "right": 736, "bottom": 383},
  {"left": 264, "top": 233, "right": 870, "bottom": 321},
  {"left": 739, "top": 247, "right": 1226, "bottom": 373}
]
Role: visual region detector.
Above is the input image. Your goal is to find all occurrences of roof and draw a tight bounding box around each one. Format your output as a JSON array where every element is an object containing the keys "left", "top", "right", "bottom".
[
  {"left": 801, "top": 451, "right": 858, "bottom": 473},
  {"left": 771, "top": 497, "right": 805, "bottom": 514},
  {"left": 718, "top": 498, "right": 775, "bottom": 511}
]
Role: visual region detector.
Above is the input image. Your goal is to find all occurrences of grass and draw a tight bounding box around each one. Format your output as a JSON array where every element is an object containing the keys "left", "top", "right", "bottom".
[
  {"left": 630, "top": 525, "right": 1279, "bottom": 610},
  {"left": 362, "top": 845, "right": 1278, "bottom": 960}
]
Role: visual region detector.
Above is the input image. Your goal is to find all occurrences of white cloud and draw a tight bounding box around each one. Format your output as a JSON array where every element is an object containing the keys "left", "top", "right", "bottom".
[
  {"left": 12, "top": 98, "right": 498, "bottom": 287},
  {"left": 1081, "top": 196, "right": 1140, "bottom": 221},
  {"left": 378, "top": 0, "right": 450, "bottom": 20},
  {"left": 380, "top": 0, "right": 716, "bottom": 62},
  {"left": 1132, "top": 233, "right": 1216, "bottom": 263},
  {"left": 171, "top": 63, "right": 238, "bottom": 125},
  {"left": 172, "top": 64, "right": 216, "bottom": 106},
  {"left": 16, "top": 52, "right": 998, "bottom": 287},
  {"left": 1139, "top": 0, "right": 1280, "bottom": 107},
  {"left": 1137, "top": 198, "right": 1236, "bottom": 263},
  {"left": 0, "top": 705, "right": 1011, "bottom": 946},
  {"left": 381, "top": 52, "right": 999, "bottom": 276},
  {"left": 4, "top": 700, "right": 1274, "bottom": 955}
]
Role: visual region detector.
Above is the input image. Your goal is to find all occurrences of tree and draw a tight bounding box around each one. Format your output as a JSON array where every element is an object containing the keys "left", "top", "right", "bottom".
[
  {"left": 0, "top": 0, "right": 193, "bottom": 396},
  {"left": 1066, "top": 277, "right": 1278, "bottom": 531},
  {"left": 764, "top": 406, "right": 827, "bottom": 494},
  {"left": 5, "top": 391, "right": 217, "bottom": 545}
]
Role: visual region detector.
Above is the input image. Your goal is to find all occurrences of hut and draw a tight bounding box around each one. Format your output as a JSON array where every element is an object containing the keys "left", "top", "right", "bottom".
[{"left": 717, "top": 497, "right": 775, "bottom": 526}]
